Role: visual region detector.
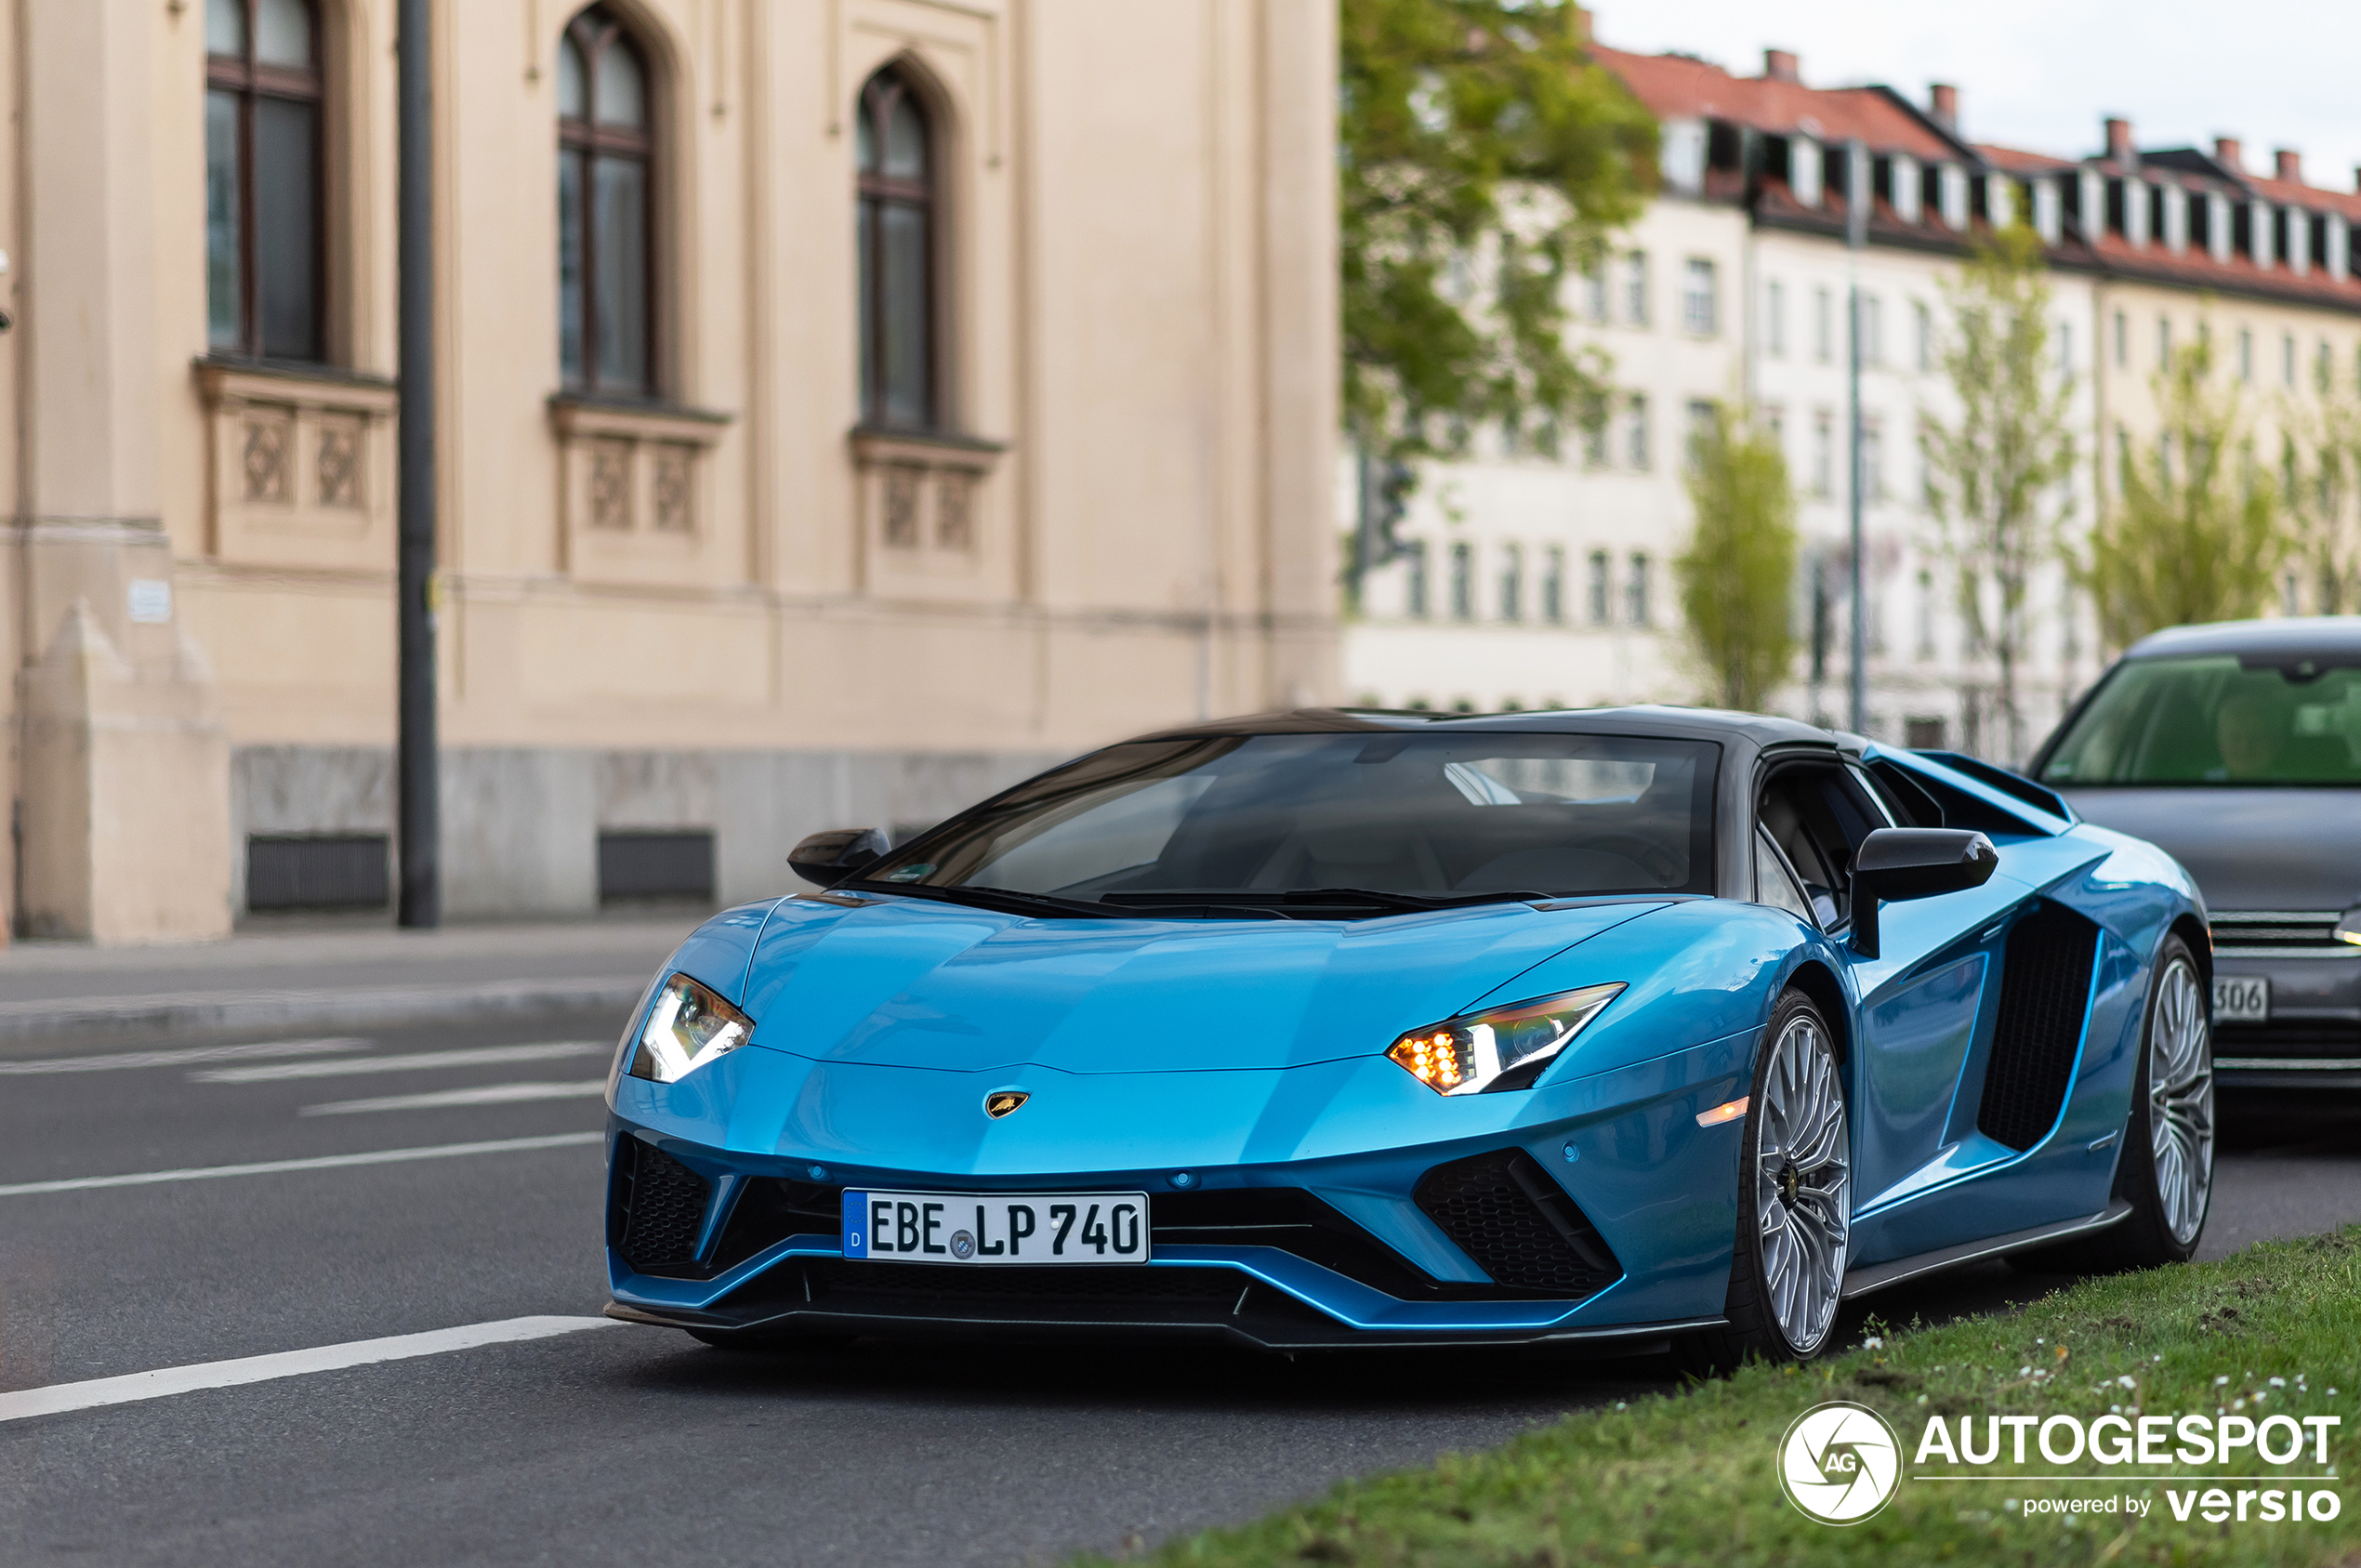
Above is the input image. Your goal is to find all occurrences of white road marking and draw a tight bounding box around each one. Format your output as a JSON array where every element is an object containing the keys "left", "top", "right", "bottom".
[
  {"left": 0, "top": 1131, "right": 604, "bottom": 1197},
  {"left": 0, "top": 1316, "right": 624, "bottom": 1424},
  {"left": 301, "top": 1080, "right": 609, "bottom": 1116},
  {"left": 191, "top": 1040, "right": 606, "bottom": 1084},
  {"left": 0, "top": 1038, "right": 371, "bottom": 1075}
]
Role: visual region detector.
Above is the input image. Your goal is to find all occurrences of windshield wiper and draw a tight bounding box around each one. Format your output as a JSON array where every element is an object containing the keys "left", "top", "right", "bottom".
[
  {"left": 1101, "top": 888, "right": 1552, "bottom": 916},
  {"left": 1278, "top": 887, "right": 1554, "bottom": 913},
  {"left": 851, "top": 882, "right": 1126, "bottom": 920}
]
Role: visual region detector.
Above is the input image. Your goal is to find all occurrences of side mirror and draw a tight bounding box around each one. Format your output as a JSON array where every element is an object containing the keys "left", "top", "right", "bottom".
[
  {"left": 1850, "top": 827, "right": 1998, "bottom": 959},
  {"left": 788, "top": 827, "right": 890, "bottom": 888}
]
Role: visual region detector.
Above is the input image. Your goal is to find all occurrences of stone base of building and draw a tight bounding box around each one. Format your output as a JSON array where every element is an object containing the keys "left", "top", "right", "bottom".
[{"left": 231, "top": 744, "right": 1062, "bottom": 922}]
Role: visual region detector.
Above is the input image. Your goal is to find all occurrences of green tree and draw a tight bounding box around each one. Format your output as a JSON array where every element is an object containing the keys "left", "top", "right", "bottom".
[
  {"left": 1339, "top": 0, "right": 1656, "bottom": 587},
  {"left": 1918, "top": 224, "right": 2079, "bottom": 765},
  {"left": 2083, "top": 337, "right": 2285, "bottom": 650},
  {"left": 2279, "top": 372, "right": 2361, "bottom": 613},
  {"left": 1675, "top": 402, "right": 1799, "bottom": 713}
]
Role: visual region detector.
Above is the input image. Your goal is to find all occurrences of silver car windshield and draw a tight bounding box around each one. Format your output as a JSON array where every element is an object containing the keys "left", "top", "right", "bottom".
[
  {"left": 861, "top": 732, "right": 1721, "bottom": 901},
  {"left": 2042, "top": 654, "right": 2361, "bottom": 785}
]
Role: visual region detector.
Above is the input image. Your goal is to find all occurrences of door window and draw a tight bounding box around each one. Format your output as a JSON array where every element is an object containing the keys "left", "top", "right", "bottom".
[
  {"left": 1753, "top": 829, "right": 1814, "bottom": 921},
  {"left": 1757, "top": 763, "right": 1890, "bottom": 929}
]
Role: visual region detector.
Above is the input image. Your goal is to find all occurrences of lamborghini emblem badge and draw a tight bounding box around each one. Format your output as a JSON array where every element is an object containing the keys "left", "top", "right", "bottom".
[{"left": 983, "top": 1090, "right": 1029, "bottom": 1119}]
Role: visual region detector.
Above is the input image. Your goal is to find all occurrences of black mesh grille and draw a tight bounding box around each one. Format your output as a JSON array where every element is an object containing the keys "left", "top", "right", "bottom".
[
  {"left": 599, "top": 831, "right": 716, "bottom": 903},
  {"left": 1412, "top": 1149, "right": 1620, "bottom": 1297},
  {"left": 246, "top": 835, "right": 390, "bottom": 911},
  {"left": 615, "top": 1139, "right": 713, "bottom": 1273},
  {"left": 2215, "top": 1021, "right": 2361, "bottom": 1060},
  {"left": 708, "top": 1178, "right": 840, "bottom": 1272},
  {"left": 1977, "top": 902, "right": 2101, "bottom": 1151}
]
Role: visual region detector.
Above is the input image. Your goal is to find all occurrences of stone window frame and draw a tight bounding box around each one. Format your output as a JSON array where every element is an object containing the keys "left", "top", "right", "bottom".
[
  {"left": 557, "top": 5, "right": 659, "bottom": 396},
  {"left": 204, "top": 0, "right": 327, "bottom": 362},
  {"left": 855, "top": 62, "right": 946, "bottom": 433}
]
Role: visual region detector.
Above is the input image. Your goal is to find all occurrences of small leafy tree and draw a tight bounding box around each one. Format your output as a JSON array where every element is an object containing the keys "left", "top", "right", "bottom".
[
  {"left": 1919, "top": 224, "right": 2079, "bottom": 765},
  {"left": 2279, "top": 377, "right": 2361, "bottom": 613},
  {"left": 1339, "top": 0, "right": 1656, "bottom": 586},
  {"left": 2083, "top": 337, "right": 2285, "bottom": 649},
  {"left": 1676, "top": 402, "right": 1799, "bottom": 713}
]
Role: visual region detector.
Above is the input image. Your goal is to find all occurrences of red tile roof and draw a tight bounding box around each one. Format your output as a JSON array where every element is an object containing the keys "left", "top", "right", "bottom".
[
  {"left": 2244, "top": 173, "right": 2361, "bottom": 223},
  {"left": 1591, "top": 45, "right": 1958, "bottom": 161},
  {"left": 2086, "top": 231, "right": 2361, "bottom": 310},
  {"left": 1589, "top": 41, "right": 2361, "bottom": 313},
  {"left": 1974, "top": 143, "right": 2077, "bottom": 175}
]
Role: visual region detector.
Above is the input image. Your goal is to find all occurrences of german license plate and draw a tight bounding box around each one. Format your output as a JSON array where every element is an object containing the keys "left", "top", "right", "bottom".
[
  {"left": 2212, "top": 976, "right": 2269, "bottom": 1022},
  {"left": 840, "top": 1190, "right": 1151, "bottom": 1264}
]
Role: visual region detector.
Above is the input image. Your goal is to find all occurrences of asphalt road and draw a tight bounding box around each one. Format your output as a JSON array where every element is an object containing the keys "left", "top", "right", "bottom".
[{"left": 0, "top": 1009, "right": 2354, "bottom": 1568}]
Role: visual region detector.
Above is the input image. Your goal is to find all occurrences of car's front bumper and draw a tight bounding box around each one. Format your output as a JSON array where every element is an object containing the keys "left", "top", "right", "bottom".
[
  {"left": 2210, "top": 940, "right": 2361, "bottom": 1087},
  {"left": 600, "top": 1032, "right": 1756, "bottom": 1350}
]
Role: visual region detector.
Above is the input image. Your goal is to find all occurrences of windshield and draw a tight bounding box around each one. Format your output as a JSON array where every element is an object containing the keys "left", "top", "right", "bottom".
[
  {"left": 858, "top": 732, "right": 1721, "bottom": 903},
  {"left": 2041, "top": 654, "right": 2361, "bottom": 785}
]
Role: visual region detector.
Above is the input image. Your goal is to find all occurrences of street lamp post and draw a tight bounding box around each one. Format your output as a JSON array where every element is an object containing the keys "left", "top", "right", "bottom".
[
  {"left": 396, "top": 0, "right": 439, "bottom": 927},
  {"left": 1845, "top": 137, "right": 1868, "bottom": 735}
]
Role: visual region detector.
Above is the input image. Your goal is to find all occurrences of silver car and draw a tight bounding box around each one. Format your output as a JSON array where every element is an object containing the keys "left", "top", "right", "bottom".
[{"left": 2033, "top": 617, "right": 2361, "bottom": 1087}]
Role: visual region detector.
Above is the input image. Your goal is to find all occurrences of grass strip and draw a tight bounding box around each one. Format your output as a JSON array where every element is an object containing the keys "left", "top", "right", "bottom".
[{"left": 1085, "top": 1227, "right": 2361, "bottom": 1567}]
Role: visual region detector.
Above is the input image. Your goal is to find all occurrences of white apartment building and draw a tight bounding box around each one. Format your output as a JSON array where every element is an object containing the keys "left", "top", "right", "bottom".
[
  {"left": 1343, "top": 39, "right": 2101, "bottom": 760},
  {"left": 1343, "top": 194, "right": 1747, "bottom": 714}
]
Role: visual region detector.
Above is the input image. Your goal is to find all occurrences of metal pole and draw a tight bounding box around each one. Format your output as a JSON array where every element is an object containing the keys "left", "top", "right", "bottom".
[
  {"left": 1845, "top": 138, "right": 1867, "bottom": 734},
  {"left": 396, "top": 0, "right": 439, "bottom": 928},
  {"left": 1350, "top": 433, "right": 1374, "bottom": 614}
]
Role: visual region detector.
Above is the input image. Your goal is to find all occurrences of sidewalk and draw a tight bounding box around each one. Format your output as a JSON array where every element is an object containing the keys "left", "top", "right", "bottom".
[{"left": 0, "top": 916, "right": 705, "bottom": 1048}]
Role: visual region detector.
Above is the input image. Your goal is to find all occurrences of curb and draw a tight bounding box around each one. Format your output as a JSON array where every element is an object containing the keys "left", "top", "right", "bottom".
[{"left": 0, "top": 977, "right": 647, "bottom": 1048}]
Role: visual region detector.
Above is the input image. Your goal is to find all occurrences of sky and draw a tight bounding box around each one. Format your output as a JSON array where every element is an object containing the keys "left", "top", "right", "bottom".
[{"left": 1593, "top": 0, "right": 2361, "bottom": 192}]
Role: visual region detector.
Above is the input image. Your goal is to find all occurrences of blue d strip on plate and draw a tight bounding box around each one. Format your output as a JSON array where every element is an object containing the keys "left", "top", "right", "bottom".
[{"left": 840, "top": 1190, "right": 869, "bottom": 1258}]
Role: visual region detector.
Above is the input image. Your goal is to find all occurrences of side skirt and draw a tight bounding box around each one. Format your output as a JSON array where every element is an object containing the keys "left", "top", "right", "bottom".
[{"left": 1840, "top": 1199, "right": 2133, "bottom": 1300}]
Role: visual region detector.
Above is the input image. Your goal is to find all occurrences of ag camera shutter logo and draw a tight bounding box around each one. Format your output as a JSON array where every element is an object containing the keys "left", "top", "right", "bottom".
[{"left": 1779, "top": 1401, "right": 1903, "bottom": 1524}]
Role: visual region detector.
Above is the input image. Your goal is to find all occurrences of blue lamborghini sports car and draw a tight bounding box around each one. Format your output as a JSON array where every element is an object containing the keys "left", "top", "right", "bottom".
[{"left": 601, "top": 707, "right": 2215, "bottom": 1365}]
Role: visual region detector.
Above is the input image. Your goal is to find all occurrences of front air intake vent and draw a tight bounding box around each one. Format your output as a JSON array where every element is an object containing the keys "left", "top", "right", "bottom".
[
  {"left": 613, "top": 1138, "right": 713, "bottom": 1275},
  {"left": 1413, "top": 1149, "right": 1621, "bottom": 1297},
  {"left": 1976, "top": 902, "right": 2101, "bottom": 1151}
]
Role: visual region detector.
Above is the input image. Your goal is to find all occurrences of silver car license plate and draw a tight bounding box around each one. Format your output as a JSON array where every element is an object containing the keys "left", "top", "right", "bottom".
[
  {"left": 2212, "top": 976, "right": 2268, "bottom": 1022},
  {"left": 840, "top": 1190, "right": 1150, "bottom": 1264}
]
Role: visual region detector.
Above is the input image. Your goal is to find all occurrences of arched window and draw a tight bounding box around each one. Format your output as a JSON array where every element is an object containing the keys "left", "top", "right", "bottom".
[
  {"left": 204, "top": 0, "right": 323, "bottom": 361},
  {"left": 558, "top": 7, "right": 653, "bottom": 393},
  {"left": 856, "top": 67, "right": 937, "bottom": 429}
]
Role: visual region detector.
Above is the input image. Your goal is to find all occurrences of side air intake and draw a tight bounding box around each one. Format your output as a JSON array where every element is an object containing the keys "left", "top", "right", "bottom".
[
  {"left": 1976, "top": 902, "right": 2101, "bottom": 1151},
  {"left": 1413, "top": 1149, "right": 1621, "bottom": 1297},
  {"left": 612, "top": 1138, "right": 713, "bottom": 1275}
]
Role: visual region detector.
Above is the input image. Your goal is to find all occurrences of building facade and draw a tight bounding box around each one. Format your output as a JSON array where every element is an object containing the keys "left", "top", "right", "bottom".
[
  {"left": 1342, "top": 191, "right": 1747, "bottom": 715},
  {"left": 1345, "top": 38, "right": 2101, "bottom": 757},
  {"left": 1347, "top": 23, "right": 2361, "bottom": 768},
  {"left": 0, "top": 0, "right": 1339, "bottom": 942}
]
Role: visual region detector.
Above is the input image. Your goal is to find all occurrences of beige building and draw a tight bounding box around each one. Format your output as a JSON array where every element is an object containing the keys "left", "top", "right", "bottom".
[{"left": 0, "top": 0, "right": 1339, "bottom": 942}]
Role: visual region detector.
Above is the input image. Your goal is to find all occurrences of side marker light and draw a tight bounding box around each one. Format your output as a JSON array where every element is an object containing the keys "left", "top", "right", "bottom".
[{"left": 1695, "top": 1096, "right": 1749, "bottom": 1128}]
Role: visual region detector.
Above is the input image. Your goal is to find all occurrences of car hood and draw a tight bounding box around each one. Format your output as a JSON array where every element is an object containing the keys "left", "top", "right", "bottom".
[
  {"left": 730, "top": 893, "right": 1671, "bottom": 1074},
  {"left": 2060, "top": 786, "right": 2361, "bottom": 911}
]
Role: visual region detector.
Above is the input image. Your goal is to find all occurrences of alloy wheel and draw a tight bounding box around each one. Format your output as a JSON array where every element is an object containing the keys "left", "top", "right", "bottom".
[
  {"left": 2147, "top": 957, "right": 2215, "bottom": 1245},
  {"left": 1754, "top": 1014, "right": 1850, "bottom": 1354}
]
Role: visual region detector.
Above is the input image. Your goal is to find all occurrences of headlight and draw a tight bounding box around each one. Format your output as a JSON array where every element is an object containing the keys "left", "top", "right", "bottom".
[
  {"left": 1386, "top": 983, "right": 1624, "bottom": 1095},
  {"left": 627, "top": 973, "right": 754, "bottom": 1084}
]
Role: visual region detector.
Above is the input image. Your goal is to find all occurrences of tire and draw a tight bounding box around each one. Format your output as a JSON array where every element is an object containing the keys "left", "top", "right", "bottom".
[
  {"left": 2018, "top": 934, "right": 2213, "bottom": 1273},
  {"left": 1677, "top": 989, "right": 1852, "bottom": 1375}
]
